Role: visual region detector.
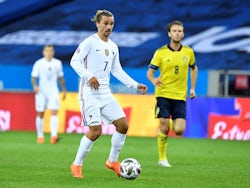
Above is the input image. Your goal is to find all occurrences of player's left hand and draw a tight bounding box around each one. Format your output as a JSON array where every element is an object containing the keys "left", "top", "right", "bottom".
[
  {"left": 137, "top": 84, "right": 148, "bottom": 95},
  {"left": 190, "top": 89, "right": 196, "bottom": 99}
]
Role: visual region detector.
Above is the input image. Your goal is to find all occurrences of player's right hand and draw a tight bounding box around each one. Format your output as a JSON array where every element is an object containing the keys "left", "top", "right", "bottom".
[
  {"left": 89, "top": 76, "right": 100, "bottom": 90},
  {"left": 153, "top": 77, "right": 162, "bottom": 87}
]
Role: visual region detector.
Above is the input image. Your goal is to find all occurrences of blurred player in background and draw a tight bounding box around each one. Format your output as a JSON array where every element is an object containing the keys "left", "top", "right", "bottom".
[
  {"left": 70, "top": 9, "right": 148, "bottom": 179},
  {"left": 147, "top": 20, "right": 198, "bottom": 167},
  {"left": 31, "top": 45, "right": 66, "bottom": 144}
]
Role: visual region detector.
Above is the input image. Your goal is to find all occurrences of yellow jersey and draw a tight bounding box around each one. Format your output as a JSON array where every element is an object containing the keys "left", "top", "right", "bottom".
[{"left": 149, "top": 45, "right": 196, "bottom": 101}]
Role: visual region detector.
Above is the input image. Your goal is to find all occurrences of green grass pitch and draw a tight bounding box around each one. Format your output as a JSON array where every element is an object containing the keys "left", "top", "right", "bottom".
[{"left": 0, "top": 131, "right": 249, "bottom": 188}]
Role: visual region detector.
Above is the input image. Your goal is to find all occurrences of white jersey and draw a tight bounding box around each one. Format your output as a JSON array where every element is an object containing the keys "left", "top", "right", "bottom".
[
  {"left": 31, "top": 57, "right": 64, "bottom": 96},
  {"left": 70, "top": 33, "right": 138, "bottom": 99}
]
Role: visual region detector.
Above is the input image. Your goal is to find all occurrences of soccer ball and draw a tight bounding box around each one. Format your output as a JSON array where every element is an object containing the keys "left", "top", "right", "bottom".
[{"left": 120, "top": 158, "right": 141, "bottom": 180}]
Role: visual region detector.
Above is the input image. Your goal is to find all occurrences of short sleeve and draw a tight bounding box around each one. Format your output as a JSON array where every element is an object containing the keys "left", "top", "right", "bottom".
[
  {"left": 189, "top": 49, "right": 196, "bottom": 67},
  {"left": 58, "top": 60, "right": 64, "bottom": 77},
  {"left": 31, "top": 61, "right": 39, "bottom": 77},
  {"left": 149, "top": 50, "right": 161, "bottom": 70}
]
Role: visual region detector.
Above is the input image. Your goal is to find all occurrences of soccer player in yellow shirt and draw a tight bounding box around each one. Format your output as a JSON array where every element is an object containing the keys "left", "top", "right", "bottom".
[{"left": 147, "top": 20, "right": 198, "bottom": 167}]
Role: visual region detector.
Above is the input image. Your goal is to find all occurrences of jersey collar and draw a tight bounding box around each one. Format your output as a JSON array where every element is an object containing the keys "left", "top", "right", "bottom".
[{"left": 167, "top": 44, "right": 182, "bottom": 51}]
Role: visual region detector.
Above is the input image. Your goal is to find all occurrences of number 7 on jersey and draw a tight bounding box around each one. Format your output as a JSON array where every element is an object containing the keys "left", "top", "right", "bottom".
[{"left": 104, "top": 61, "right": 108, "bottom": 71}]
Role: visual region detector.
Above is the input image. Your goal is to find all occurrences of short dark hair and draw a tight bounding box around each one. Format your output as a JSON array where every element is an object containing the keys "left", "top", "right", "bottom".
[
  {"left": 91, "top": 9, "right": 113, "bottom": 23},
  {"left": 166, "top": 20, "right": 184, "bottom": 32},
  {"left": 43, "top": 44, "right": 54, "bottom": 49}
]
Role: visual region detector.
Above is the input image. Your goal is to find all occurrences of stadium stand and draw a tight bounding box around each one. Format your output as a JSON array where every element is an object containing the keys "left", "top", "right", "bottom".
[{"left": 0, "top": 0, "right": 249, "bottom": 68}]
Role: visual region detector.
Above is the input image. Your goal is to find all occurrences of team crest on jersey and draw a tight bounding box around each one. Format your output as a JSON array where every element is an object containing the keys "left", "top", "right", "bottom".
[
  {"left": 105, "top": 49, "right": 109, "bottom": 56},
  {"left": 183, "top": 56, "right": 188, "bottom": 63}
]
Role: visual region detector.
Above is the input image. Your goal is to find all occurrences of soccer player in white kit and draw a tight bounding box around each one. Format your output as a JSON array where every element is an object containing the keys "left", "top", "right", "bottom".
[
  {"left": 70, "top": 10, "right": 148, "bottom": 178},
  {"left": 31, "top": 45, "right": 66, "bottom": 144}
]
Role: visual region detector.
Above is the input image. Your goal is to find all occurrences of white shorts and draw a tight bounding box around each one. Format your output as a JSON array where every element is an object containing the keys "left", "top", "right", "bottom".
[
  {"left": 35, "top": 92, "right": 59, "bottom": 112},
  {"left": 79, "top": 94, "right": 125, "bottom": 126}
]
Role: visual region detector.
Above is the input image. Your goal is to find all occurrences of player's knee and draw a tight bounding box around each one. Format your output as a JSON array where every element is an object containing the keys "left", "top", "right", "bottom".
[
  {"left": 88, "top": 126, "right": 102, "bottom": 141},
  {"left": 173, "top": 119, "right": 186, "bottom": 136},
  {"left": 160, "top": 127, "right": 169, "bottom": 135},
  {"left": 174, "top": 126, "right": 185, "bottom": 136},
  {"left": 159, "top": 119, "right": 171, "bottom": 134},
  {"left": 88, "top": 132, "right": 101, "bottom": 141},
  {"left": 175, "top": 130, "right": 184, "bottom": 136},
  {"left": 37, "top": 112, "right": 44, "bottom": 118},
  {"left": 159, "top": 123, "right": 170, "bottom": 135},
  {"left": 50, "top": 110, "right": 58, "bottom": 115},
  {"left": 113, "top": 118, "right": 128, "bottom": 134},
  {"left": 122, "top": 123, "right": 128, "bottom": 133},
  {"left": 116, "top": 123, "right": 128, "bottom": 134}
]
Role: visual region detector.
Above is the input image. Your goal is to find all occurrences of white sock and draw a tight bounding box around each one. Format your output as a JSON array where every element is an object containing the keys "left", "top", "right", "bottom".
[
  {"left": 36, "top": 116, "right": 44, "bottom": 138},
  {"left": 50, "top": 115, "right": 58, "bottom": 137},
  {"left": 74, "top": 135, "right": 94, "bottom": 166},
  {"left": 109, "top": 131, "right": 126, "bottom": 162}
]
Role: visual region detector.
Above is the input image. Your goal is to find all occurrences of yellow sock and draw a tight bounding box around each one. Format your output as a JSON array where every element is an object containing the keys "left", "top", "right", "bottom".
[
  {"left": 157, "top": 131, "right": 168, "bottom": 161},
  {"left": 169, "top": 119, "right": 173, "bottom": 131}
]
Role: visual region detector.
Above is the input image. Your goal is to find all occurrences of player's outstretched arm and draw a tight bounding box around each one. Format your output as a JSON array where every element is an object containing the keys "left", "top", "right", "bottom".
[{"left": 137, "top": 84, "right": 148, "bottom": 95}]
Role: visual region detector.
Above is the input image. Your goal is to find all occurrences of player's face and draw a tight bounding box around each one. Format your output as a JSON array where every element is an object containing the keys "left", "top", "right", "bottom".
[
  {"left": 43, "top": 46, "right": 55, "bottom": 61},
  {"left": 96, "top": 16, "right": 114, "bottom": 40},
  {"left": 168, "top": 24, "right": 184, "bottom": 43}
]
